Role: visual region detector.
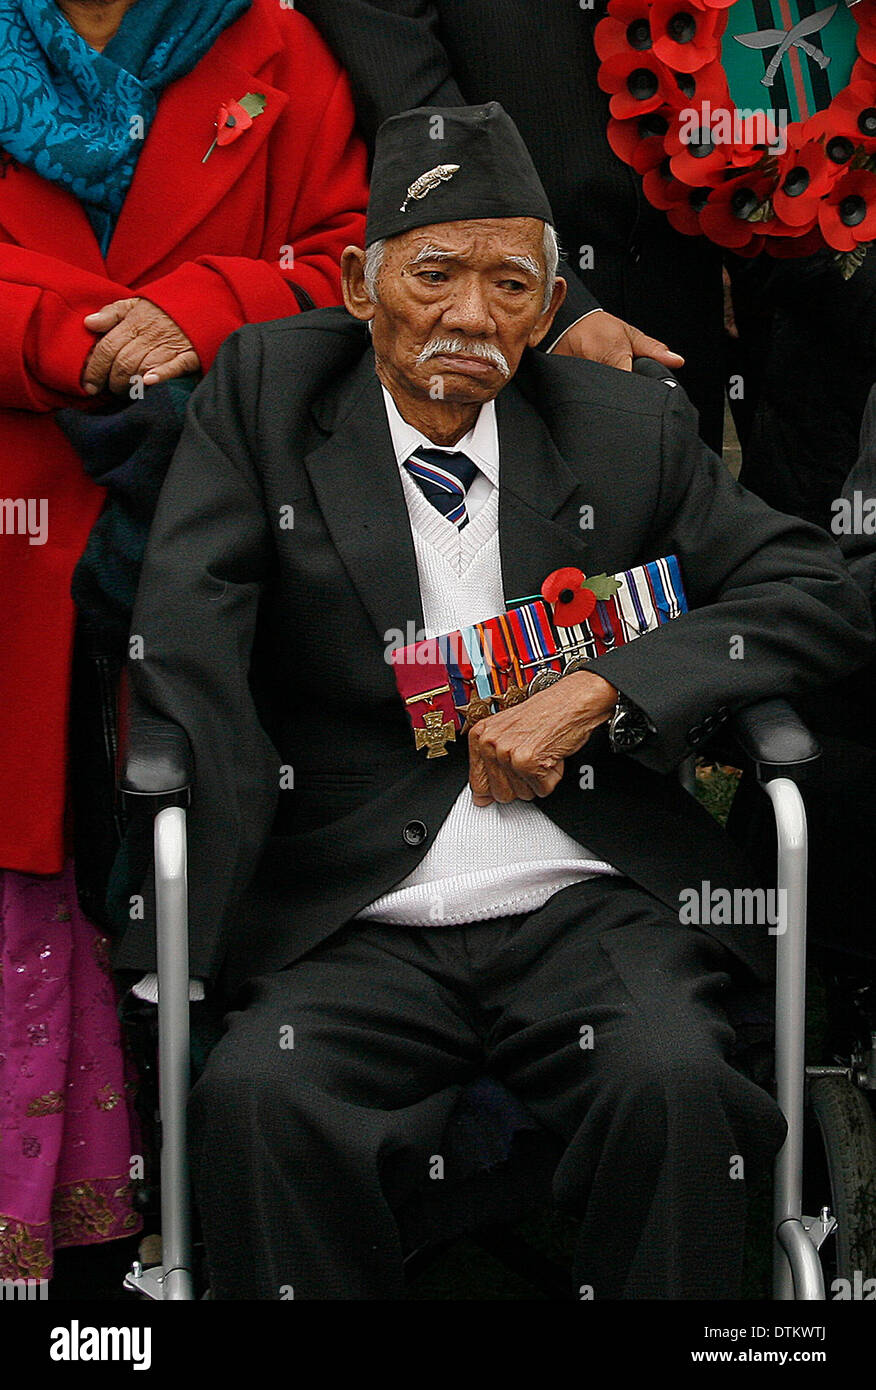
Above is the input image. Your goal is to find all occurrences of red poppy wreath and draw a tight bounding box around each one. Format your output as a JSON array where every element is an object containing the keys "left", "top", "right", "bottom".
[{"left": 596, "top": 0, "right": 876, "bottom": 274}]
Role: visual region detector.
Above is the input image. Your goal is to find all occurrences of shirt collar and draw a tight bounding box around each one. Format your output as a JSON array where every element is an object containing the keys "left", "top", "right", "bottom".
[{"left": 381, "top": 385, "right": 499, "bottom": 487}]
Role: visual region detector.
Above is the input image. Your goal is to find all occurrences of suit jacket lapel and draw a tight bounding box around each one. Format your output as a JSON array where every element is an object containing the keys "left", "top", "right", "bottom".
[
  {"left": 106, "top": 27, "right": 288, "bottom": 285},
  {"left": 305, "top": 354, "right": 425, "bottom": 645},
  {"left": 496, "top": 369, "right": 593, "bottom": 602},
  {"left": 304, "top": 348, "right": 597, "bottom": 649}
]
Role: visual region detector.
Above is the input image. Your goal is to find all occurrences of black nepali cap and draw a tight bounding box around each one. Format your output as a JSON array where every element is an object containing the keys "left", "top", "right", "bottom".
[{"left": 365, "top": 101, "right": 555, "bottom": 246}]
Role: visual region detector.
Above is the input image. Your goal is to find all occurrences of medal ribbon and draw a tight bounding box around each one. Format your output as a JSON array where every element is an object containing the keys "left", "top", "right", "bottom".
[
  {"left": 459, "top": 625, "right": 493, "bottom": 698},
  {"left": 506, "top": 600, "right": 563, "bottom": 677}
]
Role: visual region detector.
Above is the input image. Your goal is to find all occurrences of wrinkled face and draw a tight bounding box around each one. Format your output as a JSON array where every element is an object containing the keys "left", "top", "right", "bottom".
[{"left": 365, "top": 217, "right": 564, "bottom": 408}]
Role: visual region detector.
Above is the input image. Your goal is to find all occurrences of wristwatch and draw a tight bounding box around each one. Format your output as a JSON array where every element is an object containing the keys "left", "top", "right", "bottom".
[{"left": 608, "top": 693, "right": 656, "bottom": 753}]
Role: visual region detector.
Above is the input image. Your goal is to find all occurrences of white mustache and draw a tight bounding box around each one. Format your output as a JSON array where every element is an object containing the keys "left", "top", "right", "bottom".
[{"left": 416, "top": 337, "right": 511, "bottom": 377}]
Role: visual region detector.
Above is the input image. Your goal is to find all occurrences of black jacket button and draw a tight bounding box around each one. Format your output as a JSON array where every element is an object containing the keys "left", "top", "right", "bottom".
[{"left": 403, "top": 820, "right": 428, "bottom": 847}]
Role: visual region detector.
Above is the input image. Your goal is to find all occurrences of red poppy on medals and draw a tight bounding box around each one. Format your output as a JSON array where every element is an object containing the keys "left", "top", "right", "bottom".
[
  {"left": 595, "top": 0, "right": 876, "bottom": 269},
  {"left": 541, "top": 568, "right": 598, "bottom": 627}
]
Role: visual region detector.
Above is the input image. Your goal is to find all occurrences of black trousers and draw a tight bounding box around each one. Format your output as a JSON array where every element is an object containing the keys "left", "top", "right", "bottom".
[{"left": 189, "top": 878, "right": 786, "bottom": 1300}]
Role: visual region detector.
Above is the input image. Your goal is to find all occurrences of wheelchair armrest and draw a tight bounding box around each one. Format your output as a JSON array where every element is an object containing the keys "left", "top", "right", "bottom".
[
  {"left": 731, "top": 698, "right": 821, "bottom": 784},
  {"left": 119, "top": 708, "right": 193, "bottom": 813}
]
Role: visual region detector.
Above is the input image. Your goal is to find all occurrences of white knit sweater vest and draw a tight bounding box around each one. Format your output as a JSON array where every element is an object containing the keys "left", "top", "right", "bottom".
[{"left": 357, "top": 457, "right": 617, "bottom": 927}]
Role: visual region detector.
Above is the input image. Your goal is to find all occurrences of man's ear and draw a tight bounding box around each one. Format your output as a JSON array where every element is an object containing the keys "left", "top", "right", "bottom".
[
  {"left": 528, "top": 277, "right": 567, "bottom": 349},
  {"left": 342, "top": 247, "right": 376, "bottom": 323}
]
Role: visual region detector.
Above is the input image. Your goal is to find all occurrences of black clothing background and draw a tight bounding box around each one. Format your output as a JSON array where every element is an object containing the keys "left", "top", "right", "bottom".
[
  {"left": 728, "top": 251, "right": 876, "bottom": 530},
  {"left": 296, "top": 0, "right": 726, "bottom": 450}
]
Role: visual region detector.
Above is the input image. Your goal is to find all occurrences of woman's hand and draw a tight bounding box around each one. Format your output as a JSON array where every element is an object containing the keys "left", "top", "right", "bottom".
[{"left": 82, "top": 297, "right": 200, "bottom": 395}]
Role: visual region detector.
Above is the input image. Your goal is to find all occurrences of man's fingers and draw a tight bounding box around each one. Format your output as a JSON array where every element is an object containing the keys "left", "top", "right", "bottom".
[
  {"left": 469, "top": 736, "right": 494, "bottom": 806},
  {"left": 83, "top": 298, "right": 139, "bottom": 333},
  {"left": 484, "top": 763, "right": 522, "bottom": 804},
  {"left": 627, "top": 328, "right": 685, "bottom": 367},
  {"left": 605, "top": 347, "right": 635, "bottom": 372}
]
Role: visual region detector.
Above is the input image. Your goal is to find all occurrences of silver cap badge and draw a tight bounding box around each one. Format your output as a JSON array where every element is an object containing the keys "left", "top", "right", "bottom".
[{"left": 400, "top": 164, "right": 461, "bottom": 213}]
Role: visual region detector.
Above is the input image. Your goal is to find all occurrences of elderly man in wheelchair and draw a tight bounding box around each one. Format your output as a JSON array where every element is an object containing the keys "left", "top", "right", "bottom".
[{"left": 113, "top": 104, "right": 873, "bottom": 1301}]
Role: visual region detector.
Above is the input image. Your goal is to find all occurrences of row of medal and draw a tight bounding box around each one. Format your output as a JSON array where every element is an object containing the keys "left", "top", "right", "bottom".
[{"left": 391, "top": 557, "right": 687, "bottom": 758}]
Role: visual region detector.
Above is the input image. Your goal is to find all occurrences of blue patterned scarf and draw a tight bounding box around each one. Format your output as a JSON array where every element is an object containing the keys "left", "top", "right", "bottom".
[{"left": 0, "top": 0, "right": 251, "bottom": 253}]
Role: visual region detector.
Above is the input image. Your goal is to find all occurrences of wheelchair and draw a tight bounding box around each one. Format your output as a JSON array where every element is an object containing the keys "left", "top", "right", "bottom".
[
  {"left": 114, "top": 694, "right": 876, "bottom": 1302},
  {"left": 102, "top": 355, "right": 875, "bottom": 1301}
]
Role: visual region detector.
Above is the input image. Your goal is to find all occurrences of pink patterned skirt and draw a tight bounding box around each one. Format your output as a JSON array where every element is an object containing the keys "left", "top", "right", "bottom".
[{"left": 0, "top": 860, "right": 142, "bottom": 1279}]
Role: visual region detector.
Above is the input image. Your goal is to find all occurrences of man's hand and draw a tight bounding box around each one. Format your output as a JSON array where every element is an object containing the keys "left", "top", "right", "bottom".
[
  {"left": 82, "top": 297, "right": 200, "bottom": 395},
  {"left": 552, "top": 308, "right": 684, "bottom": 372},
  {"left": 468, "top": 671, "right": 618, "bottom": 807}
]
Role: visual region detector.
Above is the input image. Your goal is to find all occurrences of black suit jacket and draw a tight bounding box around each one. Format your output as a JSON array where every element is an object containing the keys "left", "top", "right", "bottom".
[
  {"left": 113, "top": 308, "right": 872, "bottom": 997},
  {"left": 295, "top": 0, "right": 726, "bottom": 449}
]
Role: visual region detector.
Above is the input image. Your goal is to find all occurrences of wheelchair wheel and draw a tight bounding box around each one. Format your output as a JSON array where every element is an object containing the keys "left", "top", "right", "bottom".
[{"left": 807, "top": 1075, "right": 876, "bottom": 1287}]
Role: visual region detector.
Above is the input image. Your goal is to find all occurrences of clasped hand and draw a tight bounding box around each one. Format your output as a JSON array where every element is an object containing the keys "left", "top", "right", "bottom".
[
  {"left": 468, "top": 671, "right": 618, "bottom": 806},
  {"left": 82, "top": 297, "right": 200, "bottom": 395}
]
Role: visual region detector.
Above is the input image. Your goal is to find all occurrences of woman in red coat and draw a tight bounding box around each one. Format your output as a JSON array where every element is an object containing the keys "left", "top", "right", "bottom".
[{"left": 0, "top": 0, "right": 367, "bottom": 1281}]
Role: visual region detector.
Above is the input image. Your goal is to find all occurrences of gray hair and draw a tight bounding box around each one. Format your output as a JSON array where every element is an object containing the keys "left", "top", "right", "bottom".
[{"left": 364, "top": 223, "right": 559, "bottom": 312}]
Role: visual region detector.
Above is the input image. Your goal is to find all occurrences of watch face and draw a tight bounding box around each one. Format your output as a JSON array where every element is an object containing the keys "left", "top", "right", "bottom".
[
  {"left": 611, "top": 721, "right": 646, "bottom": 751},
  {"left": 609, "top": 700, "right": 650, "bottom": 752}
]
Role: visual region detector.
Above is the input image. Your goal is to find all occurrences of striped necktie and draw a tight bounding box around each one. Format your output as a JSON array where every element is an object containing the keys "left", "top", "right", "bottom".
[{"left": 404, "top": 447, "right": 479, "bottom": 530}]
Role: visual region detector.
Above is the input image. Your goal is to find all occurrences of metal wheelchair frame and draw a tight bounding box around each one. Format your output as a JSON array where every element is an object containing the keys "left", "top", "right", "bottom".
[{"left": 119, "top": 695, "right": 832, "bottom": 1302}]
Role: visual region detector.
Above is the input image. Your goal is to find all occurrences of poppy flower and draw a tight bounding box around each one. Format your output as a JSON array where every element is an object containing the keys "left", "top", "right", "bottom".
[
  {"left": 666, "top": 183, "right": 714, "bottom": 235},
  {"left": 608, "top": 111, "right": 671, "bottom": 172},
  {"left": 665, "top": 109, "right": 734, "bottom": 184},
  {"left": 541, "top": 568, "right": 597, "bottom": 627},
  {"left": 598, "top": 50, "right": 676, "bottom": 119},
  {"left": 815, "top": 80, "right": 876, "bottom": 152},
  {"left": 698, "top": 174, "right": 774, "bottom": 249},
  {"left": 650, "top": 0, "right": 723, "bottom": 73},
  {"left": 772, "top": 142, "right": 840, "bottom": 226},
  {"left": 595, "top": 0, "right": 655, "bottom": 63},
  {"left": 662, "top": 58, "right": 730, "bottom": 113},
  {"left": 818, "top": 167, "right": 876, "bottom": 251},
  {"left": 643, "top": 157, "right": 690, "bottom": 209}
]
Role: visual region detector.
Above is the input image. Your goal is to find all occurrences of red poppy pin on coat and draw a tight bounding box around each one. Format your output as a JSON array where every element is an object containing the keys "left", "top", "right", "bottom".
[{"left": 202, "top": 93, "right": 267, "bottom": 163}]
